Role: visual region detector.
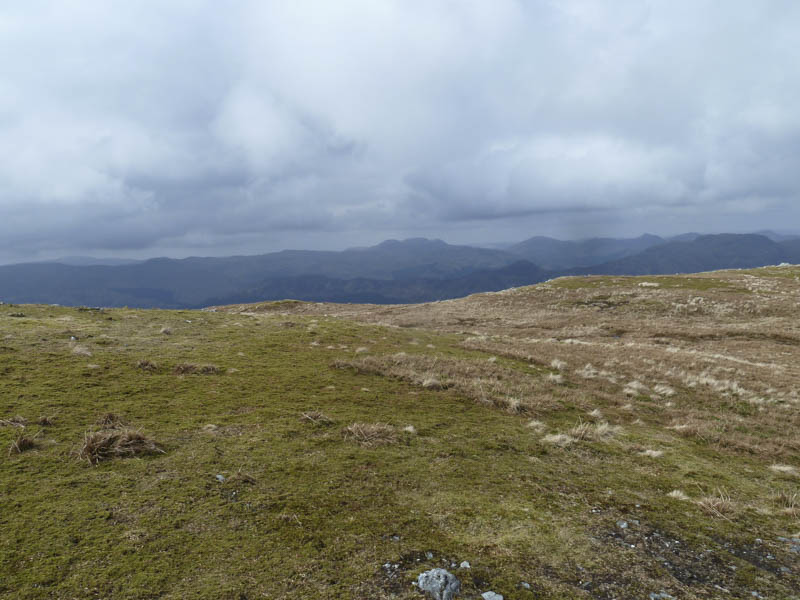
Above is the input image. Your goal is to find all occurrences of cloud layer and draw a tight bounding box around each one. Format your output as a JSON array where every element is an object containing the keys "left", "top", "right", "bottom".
[{"left": 2, "top": 0, "right": 799, "bottom": 260}]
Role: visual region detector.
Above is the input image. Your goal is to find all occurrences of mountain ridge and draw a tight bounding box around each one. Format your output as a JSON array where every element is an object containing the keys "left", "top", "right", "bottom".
[{"left": 1, "top": 234, "right": 798, "bottom": 308}]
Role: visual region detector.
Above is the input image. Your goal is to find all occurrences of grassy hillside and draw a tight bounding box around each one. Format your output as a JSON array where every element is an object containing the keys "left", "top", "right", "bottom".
[{"left": 1, "top": 266, "right": 799, "bottom": 599}]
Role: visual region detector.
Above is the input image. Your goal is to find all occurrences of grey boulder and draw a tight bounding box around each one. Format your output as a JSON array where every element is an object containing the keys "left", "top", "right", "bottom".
[{"left": 417, "top": 568, "right": 461, "bottom": 600}]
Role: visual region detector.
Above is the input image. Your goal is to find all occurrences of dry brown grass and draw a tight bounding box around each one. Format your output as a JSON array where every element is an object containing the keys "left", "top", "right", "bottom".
[
  {"left": 8, "top": 432, "right": 37, "bottom": 455},
  {"left": 0, "top": 415, "right": 28, "bottom": 428},
  {"left": 300, "top": 411, "right": 333, "bottom": 425},
  {"left": 333, "top": 353, "right": 555, "bottom": 414},
  {"left": 96, "top": 412, "right": 128, "bottom": 428},
  {"left": 173, "top": 363, "right": 220, "bottom": 375},
  {"left": 569, "top": 419, "right": 622, "bottom": 442},
  {"left": 772, "top": 490, "right": 800, "bottom": 516},
  {"left": 697, "top": 489, "right": 736, "bottom": 519},
  {"left": 37, "top": 416, "right": 55, "bottom": 427},
  {"left": 341, "top": 423, "right": 398, "bottom": 447},
  {"left": 78, "top": 429, "right": 164, "bottom": 465},
  {"left": 220, "top": 267, "right": 800, "bottom": 465},
  {"left": 136, "top": 359, "right": 159, "bottom": 372}
]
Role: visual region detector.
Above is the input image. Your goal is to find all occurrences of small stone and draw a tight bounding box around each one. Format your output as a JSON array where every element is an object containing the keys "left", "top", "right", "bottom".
[
  {"left": 482, "top": 592, "right": 503, "bottom": 600},
  {"left": 520, "top": 582, "right": 531, "bottom": 589},
  {"left": 416, "top": 568, "right": 461, "bottom": 600},
  {"left": 459, "top": 561, "right": 470, "bottom": 569},
  {"left": 617, "top": 520, "right": 629, "bottom": 529},
  {"left": 426, "top": 551, "right": 434, "bottom": 560},
  {"left": 215, "top": 474, "right": 225, "bottom": 482}
]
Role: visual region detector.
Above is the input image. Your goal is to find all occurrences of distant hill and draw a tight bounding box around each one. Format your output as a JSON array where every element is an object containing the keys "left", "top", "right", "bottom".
[
  {"left": 574, "top": 234, "right": 791, "bottom": 276},
  {"left": 0, "top": 239, "right": 520, "bottom": 308},
  {"left": 206, "top": 260, "right": 549, "bottom": 305},
  {"left": 507, "top": 234, "right": 664, "bottom": 269},
  {"left": 35, "top": 256, "right": 145, "bottom": 267},
  {"left": 1, "top": 234, "right": 796, "bottom": 308}
]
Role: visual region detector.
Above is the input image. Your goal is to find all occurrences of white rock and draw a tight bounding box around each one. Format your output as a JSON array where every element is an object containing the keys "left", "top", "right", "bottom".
[{"left": 417, "top": 569, "right": 461, "bottom": 600}]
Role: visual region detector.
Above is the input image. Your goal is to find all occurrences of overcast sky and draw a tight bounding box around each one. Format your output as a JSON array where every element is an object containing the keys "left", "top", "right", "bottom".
[{"left": 1, "top": 1, "right": 799, "bottom": 262}]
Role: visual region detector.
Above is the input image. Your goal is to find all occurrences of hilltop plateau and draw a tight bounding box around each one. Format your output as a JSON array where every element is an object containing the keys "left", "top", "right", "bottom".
[{"left": 1, "top": 266, "right": 799, "bottom": 598}]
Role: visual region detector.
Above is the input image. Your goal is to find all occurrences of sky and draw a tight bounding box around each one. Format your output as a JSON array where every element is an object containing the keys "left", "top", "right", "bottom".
[{"left": 1, "top": 0, "right": 799, "bottom": 263}]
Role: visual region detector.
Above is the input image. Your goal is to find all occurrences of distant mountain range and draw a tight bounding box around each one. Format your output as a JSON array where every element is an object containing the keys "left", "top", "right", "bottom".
[{"left": 1, "top": 233, "right": 798, "bottom": 308}]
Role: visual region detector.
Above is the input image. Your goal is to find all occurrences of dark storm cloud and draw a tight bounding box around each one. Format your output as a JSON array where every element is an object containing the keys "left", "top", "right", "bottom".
[{"left": 1, "top": 0, "right": 799, "bottom": 261}]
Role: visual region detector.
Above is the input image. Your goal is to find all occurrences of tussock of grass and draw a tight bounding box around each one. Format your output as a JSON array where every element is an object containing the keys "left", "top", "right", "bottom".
[
  {"left": 8, "top": 432, "right": 37, "bottom": 455},
  {"left": 173, "top": 363, "right": 220, "bottom": 375},
  {"left": 569, "top": 420, "right": 621, "bottom": 441},
  {"left": 772, "top": 491, "right": 799, "bottom": 515},
  {"left": 136, "top": 359, "right": 159, "bottom": 372},
  {"left": 341, "top": 423, "right": 398, "bottom": 447},
  {"left": 160, "top": 326, "right": 172, "bottom": 335},
  {"left": 697, "top": 489, "right": 736, "bottom": 518},
  {"left": 37, "top": 416, "right": 54, "bottom": 426},
  {"left": 78, "top": 429, "right": 164, "bottom": 465}
]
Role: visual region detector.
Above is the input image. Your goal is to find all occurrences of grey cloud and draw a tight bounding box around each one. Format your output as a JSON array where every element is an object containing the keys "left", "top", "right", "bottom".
[{"left": 1, "top": 0, "right": 799, "bottom": 263}]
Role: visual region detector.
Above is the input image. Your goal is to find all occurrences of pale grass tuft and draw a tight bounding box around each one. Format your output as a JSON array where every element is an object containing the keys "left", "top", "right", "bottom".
[
  {"left": 160, "top": 327, "right": 172, "bottom": 335},
  {"left": 697, "top": 488, "right": 736, "bottom": 518},
  {"left": 769, "top": 464, "right": 799, "bottom": 477},
  {"left": 623, "top": 380, "right": 649, "bottom": 397},
  {"left": 550, "top": 359, "right": 567, "bottom": 371},
  {"left": 421, "top": 376, "right": 445, "bottom": 390},
  {"left": 547, "top": 373, "right": 564, "bottom": 384},
  {"left": 342, "top": 423, "right": 398, "bottom": 447},
  {"left": 640, "top": 449, "right": 664, "bottom": 458},
  {"left": 653, "top": 383, "right": 676, "bottom": 397},
  {"left": 402, "top": 425, "right": 417, "bottom": 434},
  {"left": 355, "top": 347, "right": 369, "bottom": 354},
  {"left": 504, "top": 397, "right": 524, "bottom": 414},
  {"left": 577, "top": 363, "right": 599, "bottom": 379},
  {"left": 527, "top": 420, "right": 545, "bottom": 432},
  {"left": 667, "top": 489, "right": 690, "bottom": 501},
  {"left": 570, "top": 420, "right": 622, "bottom": 441},
  {"left": 542, "top": 433, "right": 575, "bottom": 446},
  {"left": 71, "top": 345, "right": 92, "bottom": 357},
  {"left": 587, "top": 408, "right": 603, "bottom": 419},
  {"left": 772, "top": 490, "right": 799, "bottom": 515}
]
